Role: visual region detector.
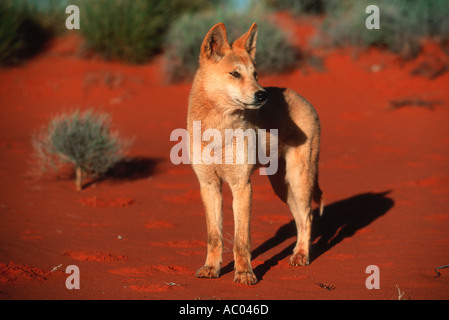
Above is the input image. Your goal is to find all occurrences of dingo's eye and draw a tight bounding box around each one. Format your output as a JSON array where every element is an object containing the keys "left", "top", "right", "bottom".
[{"left": 230, "top": 71, "right": 241, "bottom": 78}]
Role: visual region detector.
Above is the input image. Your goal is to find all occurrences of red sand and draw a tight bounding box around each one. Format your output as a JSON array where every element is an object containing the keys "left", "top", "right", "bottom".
[{"left": 0, "top": 18, "right": 448, "bottom": 300}]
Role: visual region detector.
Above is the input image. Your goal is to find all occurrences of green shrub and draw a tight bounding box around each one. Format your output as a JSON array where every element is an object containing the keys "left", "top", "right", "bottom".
[
  {"left": 163, "top": 5, "right": 299, "bottom": 82},
  {"left": 320, "top": 0, "right": 449, "bottom": 58},
  {"left": 77, "top": 0, "right": 211, "bottom": 64},
  {"left": 265, "top": 0, "right": 325, "bottom": 16},
  {"left": 24, "top": 0, "right": 69, "bottom": 35},
  {"left": 32, "top": 110, "right": 131, "bottom": 191},
  {"left": 0, "top": 0, "right": 64, "bottom": 66},
  {"left": 0, "top": 2, "right": 25, "bottom": 66}
]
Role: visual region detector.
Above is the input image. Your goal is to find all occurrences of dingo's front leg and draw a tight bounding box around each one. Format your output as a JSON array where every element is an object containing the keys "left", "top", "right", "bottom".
[
  {"left": 196, "top": 179, "right": 223, "bottom": 279},
  {"left": 230, "top": 181, "right": 257, "bottom": 285}
]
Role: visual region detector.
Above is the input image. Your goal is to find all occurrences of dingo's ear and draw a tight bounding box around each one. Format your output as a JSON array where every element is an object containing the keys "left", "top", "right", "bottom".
[
  {"left": 200, "top": 23, "right": 230, "bottom": 63},
  {"left": 233, "top": 22, "right": 258, "bottom": 60}
]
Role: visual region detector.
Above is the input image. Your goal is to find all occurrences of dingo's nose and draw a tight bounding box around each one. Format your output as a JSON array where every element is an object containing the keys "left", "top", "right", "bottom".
[{"left": 255, "top": 90, "right": 268, "bottom": 103}]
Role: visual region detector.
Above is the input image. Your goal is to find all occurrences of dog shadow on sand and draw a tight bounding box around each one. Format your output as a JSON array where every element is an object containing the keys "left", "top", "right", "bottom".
[{"left": 221, "top": 191, "right": 394, "bottom": 280}]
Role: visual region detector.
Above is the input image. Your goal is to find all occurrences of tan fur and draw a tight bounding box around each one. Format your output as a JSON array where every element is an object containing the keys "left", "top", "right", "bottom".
[{"left": 187, "top": 23, "right": 323, "bottom": 285}]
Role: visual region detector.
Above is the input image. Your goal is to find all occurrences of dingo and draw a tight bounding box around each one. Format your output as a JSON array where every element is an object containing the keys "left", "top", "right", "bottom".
[{"left": 187, "top": 23, "right": 323, "bottom": 285}]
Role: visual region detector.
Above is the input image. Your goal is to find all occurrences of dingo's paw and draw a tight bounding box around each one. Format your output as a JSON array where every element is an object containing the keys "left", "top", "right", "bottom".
[
  {"left": 289, "top": 253, "right": 310, "bottom": 266},
  {"left": 196, "top": 266, "right": 220, "bottom": 278},
  {"left": 234, "top": 271, "right": 258, "bottom": 285}
]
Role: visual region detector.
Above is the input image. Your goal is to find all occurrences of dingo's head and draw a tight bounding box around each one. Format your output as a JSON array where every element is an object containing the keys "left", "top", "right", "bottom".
[{"left": 198, "top": 23, "right": 267, "bottom": 110}]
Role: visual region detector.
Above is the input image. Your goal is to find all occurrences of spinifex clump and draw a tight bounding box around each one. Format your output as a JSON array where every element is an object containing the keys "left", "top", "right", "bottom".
[{"left": 32, "top": 109, "right": 130, "bottom": 191}]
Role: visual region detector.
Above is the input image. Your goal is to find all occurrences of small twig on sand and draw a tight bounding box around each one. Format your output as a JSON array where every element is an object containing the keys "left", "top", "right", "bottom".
[
  {"left": 389, "top": 99, "right": 441, "bottom": 111},
  {"left": 396, "top": 284, "right": 406, "bottom": 300},
  {"left": 316, "top": 282, "right": 335, "bottom": 291},
  {"left": 50, "top": 264, "right": 63, "bottom": 273},
  {"left": 434, "top": 265, "right": 449, "bottom": 278}
]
